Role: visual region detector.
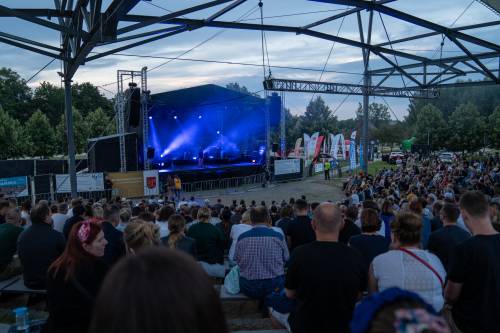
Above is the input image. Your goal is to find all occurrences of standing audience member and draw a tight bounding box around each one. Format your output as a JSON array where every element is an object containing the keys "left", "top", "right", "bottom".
[
  {"left": 235, "top": 206, "right": 289, "bottom": 300},
  {"left": 20, "top": 200, "right": 32, "bottom": 226},
  {"left": 427, "top": 202, "right": 470, "bottom": 272},
  {"left": 286, "top": 199, "right": 315, "bottom": 251},
  {"left": 380, "top": 200, "right": 395, "bottom": 241},
  {"left": 0, "top": 209, "right": 24, "bottom": 280},
  {"left": 339, "top": 205, "right": 362, "bottom": 244},
  {"left": 46, "top": 220, "right": 108, "bottom": 333},
  {"left": 162, "top": 214, "right": 196, "bottom": 257},
  {"left": 270, "top": 202, "right": 366, "bottom": 333},
  {"left": 445, "top": 191, "right": 500, "bottom": 333},
  {"left": 0, "top": 199, "right": 10, "bottom": 224},
  {"left": 369, "top": 213, "right": 446, "bottom": 311},
  {"left": 429, "top": 201, "right": 444, "bottom": 232},
  {"left": 228, "top": 211, "right": 252, "bottom": 263},
  {"left": 63, "top": 204, "right": 86, "bottom": 239},
  {"left": 409, "top": 200, "right": 432, "bottom": 249},
  {"left": 101, "top": 205, "right": 126, "bottom": 266},
  {"left": 187, "top": 207, "right": 225, "bottom": 278},
  {"left": 156, "top": 205, "right": 175, "bottom": 238},
  {"left": 349, "top": 208, "right": 390, "bottom": 270},
  {"left": 123, "top": 220, "right": 160, "bottom": 254},
  {"left": 52, "top": 203, "right": 69, "bottom": 233},
  {"left": 18, "top": 204, "right": 65, "bottom": 289},
  {"left": 89, "top": 248, "right": 228, "bottom": 333}
]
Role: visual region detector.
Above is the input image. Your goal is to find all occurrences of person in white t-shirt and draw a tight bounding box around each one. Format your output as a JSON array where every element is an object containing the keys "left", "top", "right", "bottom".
[
  {"left": 51, "top": 203, "right": 69, "bottom": 233},
  {"left": 228, "top": 210, "right": 252, "bottom": 263}
]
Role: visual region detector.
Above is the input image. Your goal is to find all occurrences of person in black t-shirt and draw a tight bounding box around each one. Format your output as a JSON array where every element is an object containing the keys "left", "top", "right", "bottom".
[
  {"left": 286, "top": 199, "right": 315, "bottom": 251},
  {"left": 271, "top": 202, "right": 366, "bottom": 333},
  {"left": 427, "top": 202, "right": 470, "bottom": 273},
  {"left": 339, "top": 205, "right": 361, "bottom": 244},
  {"left": 445, "top": 191, "right": 500, "bottom": 333}
]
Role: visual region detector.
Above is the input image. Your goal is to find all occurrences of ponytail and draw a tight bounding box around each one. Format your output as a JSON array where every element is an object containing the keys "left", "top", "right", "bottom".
[{"left": 167, "top": 214, "right": 186, "bottom": 249}]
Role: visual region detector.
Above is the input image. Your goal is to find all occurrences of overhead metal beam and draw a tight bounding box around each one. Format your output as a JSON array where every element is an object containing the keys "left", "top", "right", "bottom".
[
  {"left": 205, "top": 0, "right": 247, "bottom": 22},
  {"left": 0, "top": 35, "right": 65, "bottom": 60},
  {"left": 0, "top": 31, "right": 61, "bottom": 52},
  {"left": 375, "top": 51, "right": 422, "bottom": 86}
]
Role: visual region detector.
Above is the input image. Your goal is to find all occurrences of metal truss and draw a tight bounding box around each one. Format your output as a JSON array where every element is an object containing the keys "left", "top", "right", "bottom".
[
  {"left": 0, "top": 0, "right": 499, "bottom": 192},
  {"left": 263, "top": 78, "right": 439, "bottom": 99}
]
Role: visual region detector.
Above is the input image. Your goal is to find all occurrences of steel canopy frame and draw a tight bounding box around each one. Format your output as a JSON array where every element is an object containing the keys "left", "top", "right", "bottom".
[{"left": 0, "top": 0, "right": 498, "bottom": 188}]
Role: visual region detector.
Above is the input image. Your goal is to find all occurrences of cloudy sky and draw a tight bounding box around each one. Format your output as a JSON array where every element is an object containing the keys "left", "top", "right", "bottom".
[{"left": 0, "top": 0, "right": 498, "bottom": 119}]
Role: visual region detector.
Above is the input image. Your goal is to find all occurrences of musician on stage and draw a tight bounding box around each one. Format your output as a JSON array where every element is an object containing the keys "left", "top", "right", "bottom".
[{"left": 198, "top": 147, "right": 204, "bottom": 168}]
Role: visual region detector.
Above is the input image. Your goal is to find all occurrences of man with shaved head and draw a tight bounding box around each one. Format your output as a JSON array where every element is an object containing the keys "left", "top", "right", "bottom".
[{"left": 270, "top": 202, "right": 366, "bottom": 333}]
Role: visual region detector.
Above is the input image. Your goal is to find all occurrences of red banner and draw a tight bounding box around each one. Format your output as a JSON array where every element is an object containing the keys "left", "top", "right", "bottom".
[{"left": 313, "top": 135, "right": 324, "bottom": 161}]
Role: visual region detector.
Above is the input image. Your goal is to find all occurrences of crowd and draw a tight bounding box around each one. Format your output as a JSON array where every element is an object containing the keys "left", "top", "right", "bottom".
[{"left": 0, "top": 153, "right": 499, "bottom": 333}]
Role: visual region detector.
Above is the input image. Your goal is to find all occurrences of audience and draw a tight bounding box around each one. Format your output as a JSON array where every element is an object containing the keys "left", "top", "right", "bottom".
[
  {"left": 63, "top": 203, "right": 86, "bottom": 239},
  {"left": 216, "top": 207, "right": 233, "bottom": 251},
  {"left": 286, "top": 199, "right": 315, "bottom": 251},
  {"left": 46, "top": 220, "right": 108, "bottom": 333},
  {"left": 155, "top": 205, "right": 175, "bottom": 238},
  {"left": 123, "top": 220, "right": 160, "bottom": 254},
  {"left": 235, "top": 206, "right": 289, "bottom": 300},
  {"left": 162, "top": 214, "right": 196, "bottom": 257},
  {"left": 52, "top": 203, "right": 69, "bottom": 233},
  {"left": 275, "top": 205, "right": 293, "bottom": 235},
  {"left": 228, "top": 210, "right": 252, "bottom": 262},
  {"left": 445, "top": 191, "right": 500, "bottom": 333},
  {"left": 0, "top": 209, "right": 24, "bottom": 280},
  {"left": 18, "top": 204, "right": 65, "bottom": 289},
  {"left": 369, "top": 212, "right": 446, "bottom": 311},
  {"left": 101, "top": 205, "right": 126, "bottom": 266},
  {"left": 89, "top": 248, "right": 228, "bottom": 333},
  {"left": 339, "top": 205, "right": 362, "bottom": 244}
]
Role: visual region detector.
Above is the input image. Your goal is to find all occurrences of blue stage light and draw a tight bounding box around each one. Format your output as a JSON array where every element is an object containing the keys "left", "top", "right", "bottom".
[
  {"left": 148, "top": 116, "right": 152, "bottom": 120},
  {"left": 192, "top": 157, "right": 197, "bottom": 160},
  {"left": 173, "top": 115, "right": 178, "bottom": 120},
  {"left": 198, "top": 115, "right": 202, "bottom": 119},
  {"left": 252, "top": 159, "right": 256, "bottom": 163},
  {"left": 216, "top": 130, "right": 220, "bottom": 134}
]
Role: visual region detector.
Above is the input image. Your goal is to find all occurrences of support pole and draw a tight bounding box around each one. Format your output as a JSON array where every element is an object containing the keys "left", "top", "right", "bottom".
[
  {"left": 362, "top": 72, "right": 370, "bottom": 175},
  {"left": 64, "top": 77, "right": 77, "bottom": 198}
]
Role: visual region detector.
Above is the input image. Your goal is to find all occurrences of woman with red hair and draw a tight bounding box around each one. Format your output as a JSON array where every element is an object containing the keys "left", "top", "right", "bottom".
[{"left": 46, "top": 219, "right": 108, "bottom": 333}]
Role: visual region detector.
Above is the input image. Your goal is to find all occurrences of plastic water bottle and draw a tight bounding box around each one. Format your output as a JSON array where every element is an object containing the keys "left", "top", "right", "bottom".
[{"left": 13, "top": 307, "right": 29, "bottom": 332}]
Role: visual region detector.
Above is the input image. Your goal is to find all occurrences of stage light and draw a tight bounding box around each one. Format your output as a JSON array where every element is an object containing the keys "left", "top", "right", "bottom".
[
  {"left": 173, "top": 115, "right": 178, "bottom": 120},
  {"left": 160, "top": 154, "right": 164, "bottom": 158},
  {"left": 252, "top": 159, "right": 256, "bottom": 163},
  {"left": 198, "top": 115, "right": 202, "bottom": 119},
  {"left": 160, "top": 162, "right": 164, "bottom": 167},
  {"left": 209, "top": 155, "right": 214, "bottom": 159},
  {"left": 192, "top": 157, "right": 197, "bottom": 160},
  {"left": 216, "top": 130, "right": 220, "bottom": 134},
  {"left": 148, "top": 116, "right": 152, "bottom": 120}
]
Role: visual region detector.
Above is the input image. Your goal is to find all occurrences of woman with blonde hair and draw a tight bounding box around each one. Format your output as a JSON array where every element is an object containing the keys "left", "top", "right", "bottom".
[
  {"left": 123, "top": 220, "right": 160, "bottom": 254},
  {"left": 162, "top": 214, "right": 196, "bottom": 257}
]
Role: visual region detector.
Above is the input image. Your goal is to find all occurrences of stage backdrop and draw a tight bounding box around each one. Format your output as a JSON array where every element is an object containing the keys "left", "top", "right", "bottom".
[{"left": 148, "top": 85, "right": 280, "bottom": 165}]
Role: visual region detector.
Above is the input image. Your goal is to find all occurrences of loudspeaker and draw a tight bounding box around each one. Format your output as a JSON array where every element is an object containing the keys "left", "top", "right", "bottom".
[
  {"left": 128, "top": 87, "right": 141, "bottom": 127},
  {"left": 147, "top": 147, "right": 155, "bottom": 159},
  {"left": 272, "top": 143, "right": 279, "bottom": 152}
]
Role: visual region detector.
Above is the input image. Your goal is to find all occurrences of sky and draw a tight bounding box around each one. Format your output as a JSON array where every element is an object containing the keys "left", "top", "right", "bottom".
[{"left": 0, "top": 0, "right": 498, "bottom": 120}]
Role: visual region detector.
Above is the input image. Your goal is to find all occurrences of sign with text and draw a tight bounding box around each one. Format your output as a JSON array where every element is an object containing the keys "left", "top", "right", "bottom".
[
  {"left": 0, "top": 176, "right": 28, "bottom": 197},
  {"left": 55, "top": 173, "right": 104, "bottom": 193},
  {"left": 275, "top": 159, "right": 301, "bottom": 176}
]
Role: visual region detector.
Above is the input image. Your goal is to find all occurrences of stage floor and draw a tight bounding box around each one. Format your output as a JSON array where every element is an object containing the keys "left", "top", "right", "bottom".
[{"left": 158, "top": 162, "right": 259, "bottom": 173}]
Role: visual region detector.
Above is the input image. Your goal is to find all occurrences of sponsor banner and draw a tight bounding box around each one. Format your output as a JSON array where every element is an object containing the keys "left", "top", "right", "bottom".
[
  {"left": 308, "top": 132, "right": 319, "bottom": 161},
  {"left": 350, "top": 131, "right": 357, "bottom": 170},
  {"left": 55, "top": 173, "right": 104, "bottom": 193},
  {"left": 303, "top": 134, "right": 310, "bottom": 161},
  {"left": 0, "top": 176, "right": 28, "bottom": 197},
  {"left": 314, "top": 162, "right": 324, "bottom": 173},
  {"left": 143, "top": 170, "right": 159, "bottom": 196},
  {"left": 330, "top": 134, "right": 347, "bottom": 160},
  {"left": 275, "top": 159, "right": 301, "bottom": 176},
  {"left": 294, "top": 138, "right": 302, "bottom": 158},
  {"left": 108, "top": 171, "right": 144, "bottom": 198},
  {"left": 313, "top": 135, "right": 324, "bottom": 161}
]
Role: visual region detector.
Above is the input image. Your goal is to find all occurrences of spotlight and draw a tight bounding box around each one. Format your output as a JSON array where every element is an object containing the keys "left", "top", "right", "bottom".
[
  {"left": 160, "top": 162, "right": 165, "bottom": 167},
  {"left": 192, "top": 157, "right": 197, "bottom": 160},
  {"left": 198, "top": 115, "right": 202, "bottom": 119},
  {"left": 252, "top": 159, "right": 256, "bottom": 163},
  {"left": 173, "top": 115, "right": 178, "bottom": 120},
  {"left": 216, "top": 130, "right": 220, "bottom": 134},
  {"left": 148, "top": 116, "right": 152, "bottom": 120},
  {"left": 160, "top": 154, "right": 164, "bottom": 158}
]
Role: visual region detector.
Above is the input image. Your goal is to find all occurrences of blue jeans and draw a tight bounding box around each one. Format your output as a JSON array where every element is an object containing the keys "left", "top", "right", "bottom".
[{"left": 239, "top": 275, "right": 284, "bottom": 300}]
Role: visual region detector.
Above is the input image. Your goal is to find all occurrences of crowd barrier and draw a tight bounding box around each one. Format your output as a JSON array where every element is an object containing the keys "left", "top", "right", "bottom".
[{"left": 181, "top": 173, "right": 266, "bottom": 193}]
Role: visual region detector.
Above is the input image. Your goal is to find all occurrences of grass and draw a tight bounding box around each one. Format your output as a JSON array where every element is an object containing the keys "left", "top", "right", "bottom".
[{"left": 367, "top": 160, "right": 392, "bottom": 176}]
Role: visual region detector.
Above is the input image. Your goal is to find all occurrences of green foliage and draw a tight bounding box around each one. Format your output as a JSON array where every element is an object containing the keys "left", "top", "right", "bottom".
[
  {"left": 356, "top": 102, "right": 391, "bottom": 128},
  {"left": 488, "top": 105, "right": 500, "bottom": 149},
  {"left": 25, "top": 110, "right": 57, "bottom": 157},
  {"left": 0, "top": 67, "right": 32, "bottom": 121},
  {"left": 56, "top": 109, "right": 90, "bottom": 154},
  {"left": 32, "top": 81, "right": 64, "bottom": 126},
  {"left": 225, "top": 82, "right": 261, "bottom": 97},
  {"left": 301, "top": 96, "right": 338, "bottom": 136},
  {"left": 86, "top": 107, "right": 116, "bottom": 139},
  {"left": 372, "top": 122, "right": 406, "bottom": 146},
  {"left": 446, "top": 103, "right": 484, "bottom": 152},
  {"left": 0, "top": 106, "right": 27, "bottom": 159},
  {"left": 414, "top": 104, "right": 446, "bottom": 150},
  {"left": 72, "top": 82, "right": 114, "bottom": 117}
]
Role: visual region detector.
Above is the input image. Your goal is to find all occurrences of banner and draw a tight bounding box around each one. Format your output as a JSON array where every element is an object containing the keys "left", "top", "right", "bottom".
[
  {"left": 55, "top": 173, "right": 104, "bottom": 193},
  {"left": 330, "top": 134, "right": 346, "bottom": 160},
  {"left": 359, "top": 144, "right": 364, "bottom": 170},
  {"left": 0, "top": 176, "right": 28, "bottom": 197},
  {"left": 275, "top": 159, "right": 301, "bottom": 176},
  {"left": 293, "top": 138, "right": 302, "bottom": 158},
  {"left": 350, "top": 131, "right": 357, "bottom": 170},
  {"left": 314, "top": 162, "right": 324, "bottom": 173},
  {"left": 303, "top": 134, "right": 310, "bottom": 161},
  {"left": 143, "top": 170, "right": 160, "bottom": 196},
  {"left": 308, "top": 132, "right": 319, "bottom": 161},
  {"left": 108, "top": 171, "right": 143, "bottom": 198},
  {"left": 313, "top": 135, "right": 324, "bottom": 161}
]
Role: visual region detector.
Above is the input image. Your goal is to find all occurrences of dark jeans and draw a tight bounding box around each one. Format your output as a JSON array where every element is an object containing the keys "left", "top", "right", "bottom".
[{"left": 239, "top": 275, "right": 284, "bottom": 300}]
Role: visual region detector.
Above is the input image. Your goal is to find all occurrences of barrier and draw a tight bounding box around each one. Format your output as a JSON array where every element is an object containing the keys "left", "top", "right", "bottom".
[{"left": 181, "top": 174, "right": 266, "bottom": 193}]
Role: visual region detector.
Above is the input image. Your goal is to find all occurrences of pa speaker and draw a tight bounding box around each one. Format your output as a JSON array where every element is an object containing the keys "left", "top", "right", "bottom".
[
  {"left": 272, "top": 143, "right": 279, "bottom": 152},
  {"left": 128, "top": 87, "right": 141, "bottom": 127},
  {"left": 147, "top": 147, "right": 155, "bottom": 159}
]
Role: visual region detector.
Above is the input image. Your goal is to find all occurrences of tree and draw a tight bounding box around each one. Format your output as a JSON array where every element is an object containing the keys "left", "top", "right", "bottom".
[
  {"left": 72, "top": 82, "right": 114, "bottom": 117},
  {"left": 32, "top": 81, "right": 65, "bottom": 126},
  {"left": 373, "top": 122, "right": 406, "bottom": 146},
  {"left": 225, "top": 82, "right": 260, "bottom": 97},
  {"left": 446, "top": 102, "right": 484, "bottom": 152},
  {"left": 0, "top": 67, "right": 32, "bottom": 121},
  {"left": 0, "top": 106, "right": 28, "bottom": 158},
  {"left": 25, "top": 110, "right": 57, "bottom": 157},
  {"left": 86, "top": 107, "right": 116, "bottom": 139},
  {"left": 488, "top": 105, "right": 500, "bottom": 149},
  {"left": 56, "top": 109, "right": 90, "bottom": 154},
  {"left": 356, "top": 102, "right": 391, "bottom": 128},
  {"left": 301, "top": 96, "right": 338, "bottom": 136},
  {"left": 414, "top": 104, "right": 446, "bottom": 151}
]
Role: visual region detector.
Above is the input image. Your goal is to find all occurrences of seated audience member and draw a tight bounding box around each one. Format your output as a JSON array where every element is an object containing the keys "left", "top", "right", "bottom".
[
  {"left": 339, "top": 205, "right": 362, "bottom": 244},
  {"left": 350, "top": 287, "right": 450, "bottom": 333},
  {"left": 18, "top": 204, "right": 65, "bottom": 289},
  {"left": 445, "top": 191, "right": 500, "bottom": 333},
  {"left": 124, "top": 220, "right": 160, "bottom": 254},
  {"left": 156, "top": 205, "right": 175, "bottom": 238},
  {"left": 0, "top": 209, "right": 24, "bottom": 280},
  {"left": 276, "top": 205, "right": 294, "bottom": 236},
  {"left": 231, "top": 207, "right": 242, "bottom": 224},
  {"left": 270, "top": 202, "right": 366, "bottom": 333},
  {"left": 47, "top": 220, "right": 108, "bottom": 333},
  {"left": 162, "top": 214, "right": 196, "bottom": 257},
  {"left": 349, "top": 208, "right": 390, "bottom": 270},
  {"left": 116, "top": 208, "right": 131, "bottom": 232},
  {"left": 52, "top": 203, "right": 69, "bottom": 233},
  {"left": 287, "top": 199, "right": 315, "bottom": 251},
  {"left": 369, "top": 212, "right": 446, "bottom": 311},
  {"left": 0, "top": 199, "right": 10, "bottom": 224},
  {"left": 216, "top": 207, "right": 233, "bottom": 251},
  {"left": 380, "top": 199, "right": 395, "bottom": 240},
  {"left": 89, "top": 247, "right": 228, "bottom": 333},
  {"left": 427, "top": 202, "right": 470, "bottom": 272},
  {"left": 92, "top": 204, "right": 104, "bottom": 220},
  {"left": 228, "top": 210, "right": 252, "bottom": 262},
  {"left": 235, "top": 206, "right": 289, "bottom": 300},
  {"left": 101, "top": 205, "right": 126, "bottom": 266},
  {"left": 187, "top": 207, "right": 225, "bottom": 277},
  {"left": 63, "top": 203, "right": 86, "bottom": 239}
]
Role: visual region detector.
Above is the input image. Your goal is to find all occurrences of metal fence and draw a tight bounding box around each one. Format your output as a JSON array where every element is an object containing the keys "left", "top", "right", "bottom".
[{"left": 181, "top": 173, "right": 266, "bottom": 193}]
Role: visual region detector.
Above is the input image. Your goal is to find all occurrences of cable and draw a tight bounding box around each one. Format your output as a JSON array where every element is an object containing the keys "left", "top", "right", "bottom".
[
  {"left": 259, "top": 0, "right": 267, "bottom": 80},
  {"left": 379, "top": 96, "right": 400, "bottom": 122},
  {"left": 379, "top": 12, "right": 407, "bottom": 89},
  {"left": 25, "top": 58, "right": 56, "bottom": 83}
]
